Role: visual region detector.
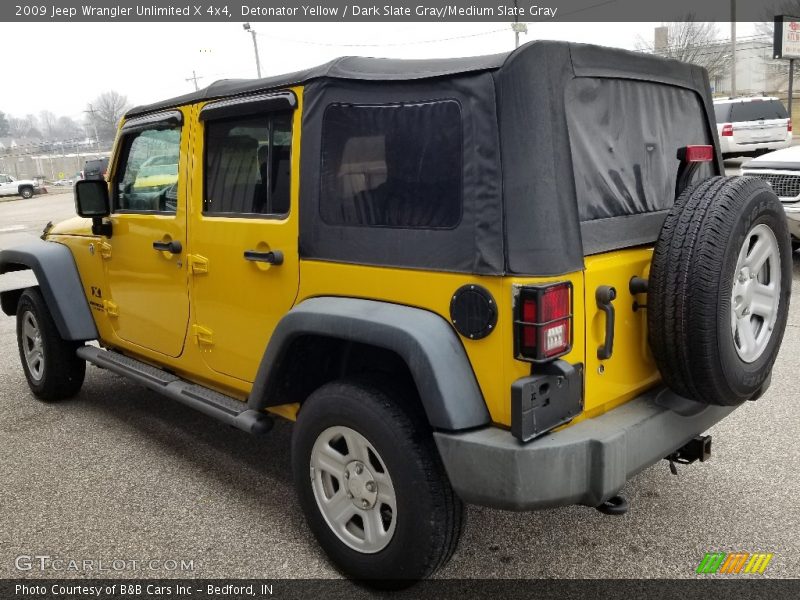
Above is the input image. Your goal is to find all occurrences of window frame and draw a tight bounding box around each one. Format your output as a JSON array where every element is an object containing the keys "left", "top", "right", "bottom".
[
  {"left": 112, "top": 124, "right": 183, "bottom": 216},
  {"left": 318, "top": 99, "right": 465, "bottom": 231},
  {"left": 201, "top": 110, "right": 294, "bottom": 221}
]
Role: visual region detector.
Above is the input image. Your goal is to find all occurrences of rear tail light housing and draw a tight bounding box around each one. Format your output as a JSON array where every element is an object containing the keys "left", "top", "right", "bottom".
[
  {"left": 721, "top": 123, "right": 733, "bottom": 137},
  {"left": 513, "top": 282, "right": 573, "bottom": 362},
  {"left": 789, "top": 120, "right": 793, "bottom": 133}
]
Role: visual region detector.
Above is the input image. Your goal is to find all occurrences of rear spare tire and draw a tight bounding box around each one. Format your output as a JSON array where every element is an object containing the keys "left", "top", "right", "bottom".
[{"left": 648, "top": 176, "right": 791, "bottom": 406}]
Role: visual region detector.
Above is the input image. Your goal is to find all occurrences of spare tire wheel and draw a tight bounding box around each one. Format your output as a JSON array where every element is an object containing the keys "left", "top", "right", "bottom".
[{"left": 648, "top": 176, "right": 791, "bottom": 406}]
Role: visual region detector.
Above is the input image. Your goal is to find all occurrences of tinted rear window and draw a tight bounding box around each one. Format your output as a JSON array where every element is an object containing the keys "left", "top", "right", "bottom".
[{"left": 730, "top": 100, "right": 788, "bottom": 122}]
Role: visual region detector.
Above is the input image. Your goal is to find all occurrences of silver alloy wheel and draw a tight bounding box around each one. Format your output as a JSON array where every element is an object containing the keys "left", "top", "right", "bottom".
[
  {"left": 309, "top": 425, "right": 397, "bottom": 554},
  {"left": 21, "top": 310, "right": 45, "bottom": 381},
  {"left": 730, "top": 223, "right": 782, "bottom": 363}
]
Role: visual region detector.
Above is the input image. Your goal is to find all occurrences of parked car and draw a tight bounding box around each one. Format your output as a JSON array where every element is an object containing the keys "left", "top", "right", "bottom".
[
  {"left": 714, "top": 97, "right": 792, "bottom": 158},
  {"left": 741, "top": 145, "right": 800, "bottom": 251},
  {"left": 83, "top": 157, "right": 109, "bottom": 181},
  {"left": 0, "top": 41, "right": 793, "bottom": 583},
  {"left": 0, "top": 174, "right": 43, "bottom": 199}
]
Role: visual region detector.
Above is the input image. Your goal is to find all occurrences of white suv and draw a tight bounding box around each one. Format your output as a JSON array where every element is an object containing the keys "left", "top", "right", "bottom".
[{"left": 714, "top": 97, "right": 792, "bottom": 158}]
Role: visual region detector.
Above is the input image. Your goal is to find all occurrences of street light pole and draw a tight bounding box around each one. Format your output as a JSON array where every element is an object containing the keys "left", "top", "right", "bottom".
[
  {"left": 243, "top": 22, "right": 262, "bottom": 78},
  {"left": 730, "top": 0, "right": 737, "bottom": 97}
]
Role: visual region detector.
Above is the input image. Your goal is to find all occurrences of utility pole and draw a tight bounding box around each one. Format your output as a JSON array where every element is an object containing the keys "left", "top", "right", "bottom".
[
  {"left": 83, "top": 104, "right": 101, "bottom": 152},
  {"left": 511, "top": 0, "right": 527, "bottom": 49},
  {"left": 730, "top": 0, "right": 737, "bottom": 97},
  {"left": 243, "top": 22, "right": 262, "bottom": 78},
  {"left": 186, "top": 70, "right": 203, "bottom": 91}
]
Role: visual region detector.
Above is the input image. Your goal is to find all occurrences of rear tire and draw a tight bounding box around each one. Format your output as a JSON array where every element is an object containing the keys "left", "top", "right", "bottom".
[
  {"left": 648, "top": 176, "right": 791, "bottom": 405},
  {"left": 291, "top": 379, "right": 464, "bottom": 584},
  {"left": 16, "top": 288, "right": 85, "bottom": 401}
]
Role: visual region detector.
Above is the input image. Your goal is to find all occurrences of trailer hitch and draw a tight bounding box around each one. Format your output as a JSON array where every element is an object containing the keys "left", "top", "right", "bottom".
[{"left": 666, "top": 435, "right": 712, "bottom": 475}]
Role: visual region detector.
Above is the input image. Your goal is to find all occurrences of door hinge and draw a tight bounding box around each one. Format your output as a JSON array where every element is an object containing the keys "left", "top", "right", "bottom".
[
  {"left": 103, "top": 300, "right": 119, "bottom": 317},
  {"left": 192, "top": 324, "right": 214, "bottom": 347},
  {"left": 188, "top": 254, "right": 209, "bottom": 275},
  {"left": 99, "top": 241, "right": 112, "bottom": 260}
]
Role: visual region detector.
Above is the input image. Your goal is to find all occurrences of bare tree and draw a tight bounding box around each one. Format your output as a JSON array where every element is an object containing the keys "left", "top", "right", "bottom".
[
  {"left": 87, "top": 90, "right": 132, "bottom": 142},
  {"left": 636, "top": 20, "right": 731, "bottom": 82},
  {"left": 39, "top": 110, "right": 58, "bottom": 139},
  {"left": 0, "top": 111, "right": 9, "bottom": 137},
  {"left": 8, "top": 114, "right": 41, "bottom": 139},
  {"left": 56, "top": 116, "right": 83, "bottom": 139}
]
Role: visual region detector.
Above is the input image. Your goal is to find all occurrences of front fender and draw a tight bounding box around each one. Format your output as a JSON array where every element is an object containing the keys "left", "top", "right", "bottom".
[
  {"left": 0, "top": 238, "right": 97, "bottom": 341},
  {"left": 248, "top": 297, "right": 491, "bottom": 431}
]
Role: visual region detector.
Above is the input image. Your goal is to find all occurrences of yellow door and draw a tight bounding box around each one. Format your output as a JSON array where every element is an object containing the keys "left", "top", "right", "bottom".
[
  {"left": 583, "top": 247, "right": 660, "bottom": 414},
  {"left": 103, "top": 108, "right": 190, "bottom": 357},
  {"left": 187, "top": 95, "right": 301, "bottom": 383}
]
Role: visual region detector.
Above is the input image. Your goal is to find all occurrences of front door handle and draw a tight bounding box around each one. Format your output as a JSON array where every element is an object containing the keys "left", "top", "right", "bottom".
[
  {"left": 596, "top": 285, "right": 616, "bottom": 360},
  {"left": 153, "top": 240, "right": 182, "bottom": 254},
  {"left": 244, "top": 249, "right": 283, "bottom": 265}
]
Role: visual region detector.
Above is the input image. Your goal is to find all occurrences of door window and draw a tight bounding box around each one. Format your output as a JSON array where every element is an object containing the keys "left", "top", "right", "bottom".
[
  {"left": 114, "top": 127, "right": 181, "bottom": 213},
  {"left": 204, "top": 112, "right": 292, "bottom": 217}
]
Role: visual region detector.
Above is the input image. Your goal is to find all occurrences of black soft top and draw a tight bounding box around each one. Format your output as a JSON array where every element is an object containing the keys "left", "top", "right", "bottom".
[
  {"left": 127, "top": 41, "right": 720, "bottom": 277},
  {"left": 126, "top": 52, "right": 508, "bottom": 117}
]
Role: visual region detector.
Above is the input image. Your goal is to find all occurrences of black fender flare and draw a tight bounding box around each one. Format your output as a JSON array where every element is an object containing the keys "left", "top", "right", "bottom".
[
  {"left": 248, "top": 297, "right": 491, "bottom": 431},
  {"left": 0, "top": 239, "right": 98, "bottom": 341}
]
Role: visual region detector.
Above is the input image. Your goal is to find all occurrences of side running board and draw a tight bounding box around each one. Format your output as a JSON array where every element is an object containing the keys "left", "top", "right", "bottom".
[{"left": 76, "top": 346, "right": 273, "bottom": 435}]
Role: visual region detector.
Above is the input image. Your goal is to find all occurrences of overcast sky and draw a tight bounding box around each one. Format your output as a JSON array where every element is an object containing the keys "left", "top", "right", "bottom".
[{"left": 0, "top": 21, "right": 753, "bottom": 122}]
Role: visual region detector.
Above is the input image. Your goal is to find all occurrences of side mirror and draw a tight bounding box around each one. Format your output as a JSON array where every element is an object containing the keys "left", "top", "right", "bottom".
[{"left": 74, "top": 180, "right": 112, "bottom": 237}]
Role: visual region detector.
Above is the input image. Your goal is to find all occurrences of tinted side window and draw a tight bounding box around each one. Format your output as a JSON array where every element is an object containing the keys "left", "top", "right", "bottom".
[
  {"left": 320, "top": 101, "right": 462, "bottom": 229},
  {"left": 204, "top": 112, "right": 292, "bottom": 216},
  {"left": 713, "top": 103, "right": 731, "bottom": 123},
  {"left": 115, "top": 127, "right": 181, "bottom": 213},
  {"left": 731, "top": 100, "right": 789, "bottom": 122}
]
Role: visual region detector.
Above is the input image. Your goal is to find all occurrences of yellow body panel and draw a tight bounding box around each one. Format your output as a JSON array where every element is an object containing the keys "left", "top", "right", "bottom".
[{"left": 48, "top": 86, "right": 660, "bottom": 429}]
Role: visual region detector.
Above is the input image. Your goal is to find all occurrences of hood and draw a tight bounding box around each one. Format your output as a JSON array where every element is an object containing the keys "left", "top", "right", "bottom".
[
  {"left": 742, "top": 145, "right": 800, "bottom": 170},
  {"left": 47, "top": 216, "right": 94, "bottom": 237}
]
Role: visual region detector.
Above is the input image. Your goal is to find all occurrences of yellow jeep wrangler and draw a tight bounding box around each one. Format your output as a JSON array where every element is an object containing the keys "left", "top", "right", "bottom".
[{"left": 0, "top": 42, "right": 792, "bottom": 581}]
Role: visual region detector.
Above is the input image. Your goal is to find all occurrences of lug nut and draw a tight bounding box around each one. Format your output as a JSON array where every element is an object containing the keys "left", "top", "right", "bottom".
[
  {"left": 361, "top": 499, "right": 369, "bottom": 509},
  {"left": 347, "top": 492, "right": 353, "bottom": 499},
  {"left": 355, "top": 463, "right": 364, "bottom": 475},
  {"left": 365, "top": 481, "right": 376, "bottom": 493},
  {"left": 344, "top": 470, "right": 350, "bottom": 479}
]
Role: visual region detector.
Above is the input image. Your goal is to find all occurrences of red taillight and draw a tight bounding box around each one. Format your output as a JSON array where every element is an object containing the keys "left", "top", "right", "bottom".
[
  {"left": 682, "top": 145, "right": 714, "bottom": 163},
  {"left": 789, "top": 120, "right": 793, "bottom": 133},
  {"left": 514, "top": 283, "right": 573, "bottom": 362},
  {"left": 721, "top": 123, "right": 733, "bottom": 137}
]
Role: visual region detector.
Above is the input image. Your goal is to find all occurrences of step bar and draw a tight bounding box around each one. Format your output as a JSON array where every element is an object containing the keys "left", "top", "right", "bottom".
[{"left": 77, "top": 346, "right": 273, "bottom": 435}]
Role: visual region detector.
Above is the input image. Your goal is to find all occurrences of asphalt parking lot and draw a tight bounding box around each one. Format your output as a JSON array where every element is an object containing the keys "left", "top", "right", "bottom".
[{"left": 0, "top": 190, "right": 798, "bottom": 580}]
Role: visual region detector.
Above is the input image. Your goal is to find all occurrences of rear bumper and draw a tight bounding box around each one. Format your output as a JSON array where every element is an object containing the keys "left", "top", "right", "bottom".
[{"left": 433, "top": 387, "right": 739, "bottom": 511}]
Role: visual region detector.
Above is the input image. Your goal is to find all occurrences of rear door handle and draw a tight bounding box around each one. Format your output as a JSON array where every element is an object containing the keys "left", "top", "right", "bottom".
[
  {"left": 596, "top": 285, "right": 616, "bottom": 360},
  {"left": 244, "top": 249, "right": 283, "bottom": 265},
  {"left": 153, "top": 240, "right": 182, "bottom": 254}
]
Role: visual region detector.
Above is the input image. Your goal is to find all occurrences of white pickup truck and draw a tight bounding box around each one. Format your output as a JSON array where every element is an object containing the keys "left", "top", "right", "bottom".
[{"left": 0, "top": 174, "right": 42, "bottom": 199}]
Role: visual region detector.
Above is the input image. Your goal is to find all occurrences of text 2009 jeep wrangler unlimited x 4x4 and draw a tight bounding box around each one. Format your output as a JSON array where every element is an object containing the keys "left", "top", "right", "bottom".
[{"left": 1, "top": 42, "right": 792, "bottom": 581}]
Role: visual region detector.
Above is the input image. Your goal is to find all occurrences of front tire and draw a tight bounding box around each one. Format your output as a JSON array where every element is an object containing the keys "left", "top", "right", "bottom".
[
  {"left": 291, "top": 379, "right": 463, "bottom": 583},
  {"left": 16, "top": 288, "right": 85, "bottom": 401},
  {"left": 19, "top": 186, "right": 33, "bottom": 199}
]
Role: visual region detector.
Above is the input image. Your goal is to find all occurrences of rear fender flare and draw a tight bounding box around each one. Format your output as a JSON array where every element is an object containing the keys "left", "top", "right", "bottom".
[{"left": 248, "top": 297, "right": 491, "bottom": 431}]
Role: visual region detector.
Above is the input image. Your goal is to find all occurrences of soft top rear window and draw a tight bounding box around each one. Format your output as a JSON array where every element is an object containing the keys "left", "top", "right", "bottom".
[
  {"left": 566, "top": 77, "right": 714, "bottom": 223},
  {"left": 730, "top": 100, "right": 788, "bottom": 122}
]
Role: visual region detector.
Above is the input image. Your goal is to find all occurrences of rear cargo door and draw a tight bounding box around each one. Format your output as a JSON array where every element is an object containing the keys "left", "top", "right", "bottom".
[
  {"left": 731, "top": 100, "right": 789, "bottom": 144},
  {"left": 583, "top": 248, "right": 660, "bottom": 414}
]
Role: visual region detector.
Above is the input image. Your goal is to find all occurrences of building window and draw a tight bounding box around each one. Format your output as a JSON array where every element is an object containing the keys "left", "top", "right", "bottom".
[{"left": 320, "top": 101, "right": 462, "bottom": 229}]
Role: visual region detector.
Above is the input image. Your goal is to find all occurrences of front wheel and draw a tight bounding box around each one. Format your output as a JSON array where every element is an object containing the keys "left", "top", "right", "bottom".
[
  {"left": 19, "top": 187, "right": 33, "bottom": 199},
  {"left": 16, "top": 288, "right": 85, "bottom": 401},
  {"left": 291, "top": 380, "right": 463, "bottom": 583}
]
